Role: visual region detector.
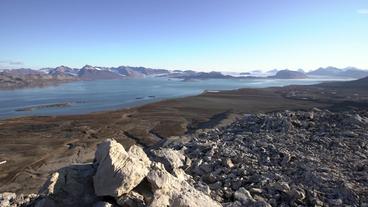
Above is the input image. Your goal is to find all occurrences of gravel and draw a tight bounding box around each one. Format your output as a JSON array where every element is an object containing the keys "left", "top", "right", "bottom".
[{"left": 167, "top": 108, "right": 368, "bottom": 206}]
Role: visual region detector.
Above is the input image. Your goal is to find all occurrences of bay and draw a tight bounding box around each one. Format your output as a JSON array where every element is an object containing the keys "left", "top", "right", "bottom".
[{"left": 0, "top": 77, "right": 350, "bottom": 119}]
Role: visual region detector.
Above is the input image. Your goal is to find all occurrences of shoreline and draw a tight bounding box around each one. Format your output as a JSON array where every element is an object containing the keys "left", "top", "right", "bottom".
[
  {"left": 1, "top": 86, "right": 239, "bottom": 121},
  {"left": 0, "top": 91, "right": 203, "bottom": 121},
  {"left": 0, "top": 82, "right": 367, "bottom": 194},
  {"left": 0, "top": 77, "right": 349, "bottom": 120},
  {"left": 0, "top": 77, "right": 354, "bottom": 92}
]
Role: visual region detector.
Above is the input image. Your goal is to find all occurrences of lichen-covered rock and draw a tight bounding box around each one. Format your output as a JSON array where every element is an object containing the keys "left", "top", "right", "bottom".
[{"left": 93, "top": 139, "right": 151, "bottom": 197}]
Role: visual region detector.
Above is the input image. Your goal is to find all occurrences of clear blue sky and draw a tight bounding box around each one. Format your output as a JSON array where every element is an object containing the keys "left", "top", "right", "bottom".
[{"left": 0, "top": 0, "right": 367, "bottom": 71}]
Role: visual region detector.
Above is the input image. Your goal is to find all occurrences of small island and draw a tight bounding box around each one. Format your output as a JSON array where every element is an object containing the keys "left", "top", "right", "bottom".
[{"left": 15, "top": 102, "right": 72, "bottom": 112}]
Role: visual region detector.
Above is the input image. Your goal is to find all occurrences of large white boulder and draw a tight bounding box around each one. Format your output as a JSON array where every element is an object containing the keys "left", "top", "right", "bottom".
[{"left": 93, "top": 139, "right": 151, "bottom": 197}]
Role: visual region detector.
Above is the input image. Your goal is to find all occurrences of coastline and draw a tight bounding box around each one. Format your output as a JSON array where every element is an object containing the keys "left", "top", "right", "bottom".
[
  {"left": 0, "top": 82, "right": 367, "bottom": 194},
  {"left": 0, "top": 88, "right": 236, "bottom": 121},
  {"left": 0, "top": 77, "right": 351, "bottom": 120}
]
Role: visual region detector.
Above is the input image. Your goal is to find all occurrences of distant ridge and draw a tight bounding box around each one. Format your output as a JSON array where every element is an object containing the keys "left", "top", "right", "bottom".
[
  {"left": 41, "top": 65, "right": 170, "bottom": 79},
  {"left": 1, "top": 65, "right": 368, "bottom": 89},
  {"left": 78, "top": 65, "right": 122, "bottom": 80},
  {"left": 307, "top": 66, "right": 368, "bottom": 79},
  {"left": 2, "top": 65, "right": 368, "bottom": 79},
  {"left": 319, "top": 75, "right": 368, "bottom": 88}
]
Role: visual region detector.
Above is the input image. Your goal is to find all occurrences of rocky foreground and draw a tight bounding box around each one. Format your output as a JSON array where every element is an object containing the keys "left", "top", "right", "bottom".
[
  {"left": 181, "top": 109, "right": 368, "bottom": 206},
  {"left": 1, "top": 108, "right": 367, "bottom": 207}
]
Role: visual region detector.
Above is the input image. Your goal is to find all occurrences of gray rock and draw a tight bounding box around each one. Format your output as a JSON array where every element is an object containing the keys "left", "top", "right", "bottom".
[
  {"left": 224, "top": 158, "right": 235, "bottom": 168},
  {"left": 93, "top": 139, "right": 151, "bottom": 197},
  {"left": 93, "top": 201, "right": 113, "bottom": 207},
  {"left": 147, "top": 162, "right": 222, "bottom": 207},
  {"left": 234, "top": 187, "right": 255, "bottom": 205},
  {"left": 152, "top": 148, "right": 187, "bottom": 171},
  {"left": 328, "top": 198, "right": 343, "bottom": 206},
  {"left": 38, "top": 164, "right": 98, "bottom": 207},
  {"left": 117, "top": 191, "right": 146, "bottom": 207}
]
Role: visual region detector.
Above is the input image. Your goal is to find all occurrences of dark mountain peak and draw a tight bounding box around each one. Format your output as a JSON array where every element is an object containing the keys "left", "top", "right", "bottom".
[
  {"left": 271, "top": 70, "right": 308, "bottom": 79},
  {"left": 317, "top": 66, "right": 339, "bottom": 71},
  {"left": 267, "top": 69, "right": 279, "bottom": 73},
  {"left": 81, "top": 65, "right": 95, "bottom": 70},
  {"left": 78, "top": 66, "right": 121, "bottom": 80},
  {"left": 311, "top": 66, "right": 341, "bottom": 74},
  {"left": 54, "top": 65, "right": 72, "bottom": 71},
  {"left": 81, "top": 65, "right": 106, "bottom": 71},
  {"left": 47, "top": 66, "right": 78, "bottom": 77},
  {"left": 325, "top": 66, "right": 339, "bottom": 70},
  {"left": 57, "top": 65, "right": 70, "bottom": 68},
  {"left": 343, "top": 66, "right": 359, "bottom": 71}
]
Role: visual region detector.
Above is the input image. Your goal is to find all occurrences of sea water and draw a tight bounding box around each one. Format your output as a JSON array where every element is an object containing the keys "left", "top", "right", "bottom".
[{"left": 0, "top": 77, "right": 351, "bottom": 119}]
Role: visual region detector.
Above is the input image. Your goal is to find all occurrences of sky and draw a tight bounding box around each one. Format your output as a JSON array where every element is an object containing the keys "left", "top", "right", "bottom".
[{"left": 0, "top": 0, "right": 367, "bottom": 72}]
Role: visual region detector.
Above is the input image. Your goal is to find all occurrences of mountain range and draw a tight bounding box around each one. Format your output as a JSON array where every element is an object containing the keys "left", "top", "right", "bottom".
[
  {"left": 40, "top": 65, "right": 171, "bottom": 80},
  {"left": 2, "top": 65, "right": 368, "bottom": 80},
  {"left": 306, "top": 66, "right": 368, "bottom": 78},
  {"left": 1, "top": 65, "right": 367, "bottom": 90}
]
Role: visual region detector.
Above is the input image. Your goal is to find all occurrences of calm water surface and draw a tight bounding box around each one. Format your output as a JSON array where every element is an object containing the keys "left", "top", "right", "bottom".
[{"left": 0, "top": 78, "right": 350, "bottom": 119}]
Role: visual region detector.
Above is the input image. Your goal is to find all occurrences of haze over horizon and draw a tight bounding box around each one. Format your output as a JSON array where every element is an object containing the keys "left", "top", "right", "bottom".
[{"left": 1, "top": 0, "right": 367, "bottom": 72}]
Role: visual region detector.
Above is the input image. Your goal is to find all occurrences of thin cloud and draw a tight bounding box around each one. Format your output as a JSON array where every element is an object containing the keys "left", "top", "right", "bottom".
[
  {"left": 357, "top": 9, "right": 368, "bottom": 15},
  {"left": 9, "top": 61, "right": 23, "bottom": 65},
  {"left": 0, "top": 60, "right": 24, "bottom": 65}
]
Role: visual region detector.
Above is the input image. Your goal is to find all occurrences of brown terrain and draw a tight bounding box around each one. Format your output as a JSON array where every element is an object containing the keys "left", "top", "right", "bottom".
[
  {"left": 0, "top": 79, "right": 367, "bottom": 194},
  {"left": 0, "top": 72, "right": 77, "bottom": 90}
]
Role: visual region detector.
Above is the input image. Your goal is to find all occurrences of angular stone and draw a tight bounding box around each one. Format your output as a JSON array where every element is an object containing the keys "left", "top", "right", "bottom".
[
  {"left": 38, "top": 164, "right": 97, "bottom": 207},
  {"left": 93, "top": 139, "right": 151, "bottom": 197},
  {"left": 147, "top": 162, "right": 221, "bottom": 207},
  {"left": 328, "top": 198, "right": 343, "bottom": 206},
  {"left": 224, "top": 158, "right": 235, "bottom": 168},
  {"left": 234, "top": 187, "right": 255, "bottom": 205},
  {"left": 273, "top": 182, "right": 290, "bottom": 193},
  {"left": 287, "top": 187, "right": 305, "bottom": 202},
  {"left": 117, "top": 191, "right": 146, "bottom": 207},
  {"left": 152, "top": 148, "right": 187, "bottom": 171},
  {"left": 93, "top": 201, "right": 113, "bottom": 207}
]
